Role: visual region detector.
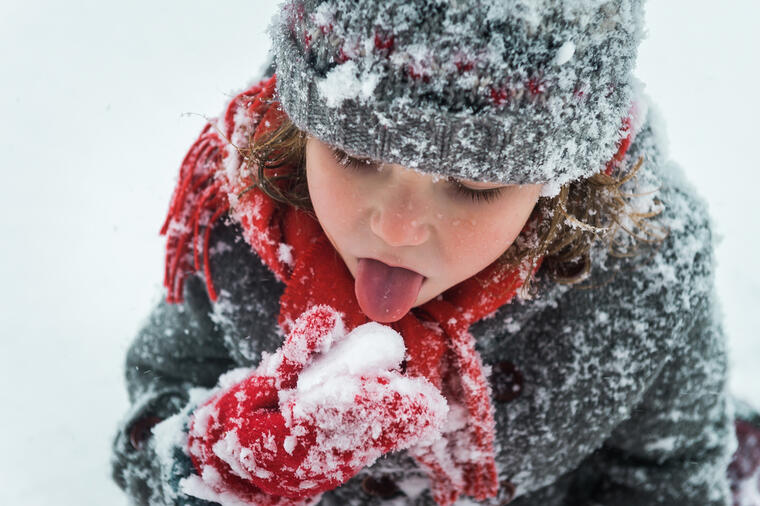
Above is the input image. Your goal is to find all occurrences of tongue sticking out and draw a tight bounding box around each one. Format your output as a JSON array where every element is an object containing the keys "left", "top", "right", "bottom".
[{"left": 355, "top": 258, "right": 424, "bottom": 323}]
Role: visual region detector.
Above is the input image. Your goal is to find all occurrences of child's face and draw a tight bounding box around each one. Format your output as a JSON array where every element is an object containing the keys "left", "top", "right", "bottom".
[{"left": 305, "top": 136, "right": 543, "bottom": 312}]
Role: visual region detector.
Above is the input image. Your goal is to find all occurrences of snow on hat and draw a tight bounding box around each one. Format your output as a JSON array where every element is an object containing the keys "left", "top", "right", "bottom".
[{"left": 269, "top": 0, "right": 644, "bottom": 186}]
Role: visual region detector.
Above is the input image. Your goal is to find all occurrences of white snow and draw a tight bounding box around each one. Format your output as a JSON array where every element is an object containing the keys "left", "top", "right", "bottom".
[
  {"left": 180, "top": 472, "right": 270, "bottom": 506},
  {"left": 296, "top": 322, "right": 406, "bottom": 391},
  {"left": 539, "top": 181, "right": 562, "bottom": 198},
  {"left": 0, "top": 1, "right": 759, "bottom": 505},
  {"left": 396, "top": 475, "right": 430, "bottom": 500},
  {"left": 553, "top": 41, "right": 576, "bottom": 65},
  {"left": 283, "top": 434, "right": 297, "bottom": 455},
  {"left": 643, "top": 436, "right": 678, "bottom": 453},
  {"left": 277, "top": 241, "right": 294, "bottom": 266},
  {"left": 316, "top": 60, "right": 381, "bottom": 107}
]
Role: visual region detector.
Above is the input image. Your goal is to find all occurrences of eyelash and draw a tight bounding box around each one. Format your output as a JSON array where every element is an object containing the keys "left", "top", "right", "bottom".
[
  {"left": 449, "top": 178, "right": 504, "bottom": 203},
  {"left": 330, "top": 148, "right": 504, "bottom": 204},
  {"left": 331, "top": 148, "right": 377, "bottom": 170}
]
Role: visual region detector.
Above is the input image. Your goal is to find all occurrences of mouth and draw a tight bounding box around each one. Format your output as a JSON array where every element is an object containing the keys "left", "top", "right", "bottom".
[{"left": 362, "top": 256, "right": 426, "bottom": 280}]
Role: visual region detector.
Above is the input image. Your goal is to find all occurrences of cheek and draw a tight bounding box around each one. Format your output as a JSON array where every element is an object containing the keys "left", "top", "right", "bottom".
[
  {"left": 306, "top": 161, "right": 365, "bottom": 240},
  {"left": 439, "top": 196, "right": 537, "bottom": 270},
  {"left": 444, "top": 217, "right": 514, "bottom": 262}
]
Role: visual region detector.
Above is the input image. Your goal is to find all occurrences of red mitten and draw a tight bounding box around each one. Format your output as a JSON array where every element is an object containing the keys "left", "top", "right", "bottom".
[{"left": 186, "top": 305, "right": 448, "bottom": 504}]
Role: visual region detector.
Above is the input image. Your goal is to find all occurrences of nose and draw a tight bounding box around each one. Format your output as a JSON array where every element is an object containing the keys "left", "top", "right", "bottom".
[{"left": 369, "top": 171, "right": 432, "bottom": 247}]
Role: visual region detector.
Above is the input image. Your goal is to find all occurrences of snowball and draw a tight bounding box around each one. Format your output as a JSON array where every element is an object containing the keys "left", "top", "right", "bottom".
[{"left": 296, "top": 322, "right": 406, "bottom": 392}]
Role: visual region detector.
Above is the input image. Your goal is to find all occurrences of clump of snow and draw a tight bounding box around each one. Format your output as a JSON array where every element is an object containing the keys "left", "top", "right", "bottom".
[
  {"left": 283, "top": 435, "right": 297, "bottom": 455},
  {"left": 258, "top": 305, "right": 347, "bottom": 378},
  {"left": 553, "top": 41, "right": 576, "bottom": 65},
  {"left": 278, "top": 242, "right": 293, "bottom": 266},
  {"left": 212, "top": 431, "right": 257, "bottom": 481},
  {"left": 396, "top": 475, "right": 431, "bottom": 500},
  {"left": 181, "top": 471, "right": 321, "bottom": 506},
  {"left": 316, "top": 60, "right": 381, "bottom": 107},
  {"left": 153, "top": 386, "right": 216, "bottom": 470},
  {"left": 643, "top": 435, "right": 678, "bottom": 453},
  {"left": 539, "top": 181, "right": 561, "bottom": 198},
  {"left": 181, "top": 472, "right": 249, "bottom": 506},
  {"left": 296, "top": 322, "right": 405, "bottom": 391},
  {"left": 310, "top": 2, "right": 336, "bottom": 26},
  {"left": 218, "top": 366, "right": 257, "bottom": 390}
]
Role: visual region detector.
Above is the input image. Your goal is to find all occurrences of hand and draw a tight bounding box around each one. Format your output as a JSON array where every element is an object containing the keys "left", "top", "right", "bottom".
[{"left": 187, "top": 305, "right": 447, "bottom": 503}]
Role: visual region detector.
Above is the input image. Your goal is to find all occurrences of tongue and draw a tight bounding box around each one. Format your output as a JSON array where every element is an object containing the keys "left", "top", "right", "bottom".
[{"left": 355, "top": 258, "right": 424, "bottom": 323}]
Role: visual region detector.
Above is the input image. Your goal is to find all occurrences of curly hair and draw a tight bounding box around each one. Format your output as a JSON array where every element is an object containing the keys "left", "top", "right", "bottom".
[{"left": 234, "top": 106, "right": 668, "bottom": 295}]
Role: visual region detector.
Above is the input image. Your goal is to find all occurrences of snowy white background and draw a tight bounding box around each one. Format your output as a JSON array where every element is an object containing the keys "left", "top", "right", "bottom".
[{"left": 0, "top": 1, "right": 757, "bottom": 504}]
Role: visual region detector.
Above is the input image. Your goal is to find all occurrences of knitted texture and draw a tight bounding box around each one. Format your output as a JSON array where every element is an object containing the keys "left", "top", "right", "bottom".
[{"left": 269, "top": 0, "right": 645, "bottom": 186}]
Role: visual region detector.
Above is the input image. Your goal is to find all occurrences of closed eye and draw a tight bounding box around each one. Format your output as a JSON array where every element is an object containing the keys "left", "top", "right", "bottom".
[
  {"left": 448, "top": 177, "right": 504, "bottom": 203},
  {"left": 330, "top": 147, "right": 504, "bottom": 203}
]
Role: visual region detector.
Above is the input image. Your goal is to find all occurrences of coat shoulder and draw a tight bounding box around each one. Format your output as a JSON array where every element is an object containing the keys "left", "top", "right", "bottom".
[{"left": 588, "top": 108, "right": 718, "bottom": 331}]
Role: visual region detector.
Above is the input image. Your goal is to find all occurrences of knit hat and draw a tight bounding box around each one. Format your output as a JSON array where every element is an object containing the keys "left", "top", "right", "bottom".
[{"left": 269, "top": 0, "right": 644, "bottom": 186}]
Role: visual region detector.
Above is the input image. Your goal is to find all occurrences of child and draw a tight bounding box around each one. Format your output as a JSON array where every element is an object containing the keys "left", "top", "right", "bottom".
[{"left": 111, "top": 1, "right": 760, "bottom": 504}]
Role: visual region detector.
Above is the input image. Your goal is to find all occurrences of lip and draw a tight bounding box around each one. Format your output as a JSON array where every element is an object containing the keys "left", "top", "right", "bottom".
[{"left": 359, "top": 256, "right": 427, "bottom": 279}]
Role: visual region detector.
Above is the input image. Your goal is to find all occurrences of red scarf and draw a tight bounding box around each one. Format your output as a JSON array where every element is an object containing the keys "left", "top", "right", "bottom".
[{"left": 160, "top": 76, "right": 631, "bottom": 504}]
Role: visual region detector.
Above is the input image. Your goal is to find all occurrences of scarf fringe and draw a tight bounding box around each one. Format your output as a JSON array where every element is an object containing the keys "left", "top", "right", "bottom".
[
  {"left": 420, "top": 300, "right": 500, "bottom": 502},
  {"left": 159, "top": 76, "right": 281, "bottom": 304},
  {"left": 160, "top": 126, "right": 229, "bottom": 304}
]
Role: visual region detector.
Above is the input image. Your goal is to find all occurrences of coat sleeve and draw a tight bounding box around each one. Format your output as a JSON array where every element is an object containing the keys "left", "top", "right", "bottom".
[
  {"left": 581, "top": 289, "right": 736, "bottom": 506},
  {"left": 110, "top": 269, "right": 237, "bottom": 505},
  {"left": 111, "top": 63, "right": 282, "bottom": 505},
  {"left": 111, "top": 213, "right": 288, "bottom": 505},
  {"left": 572, "top": 168, "right": 738, "bottom": 505}
]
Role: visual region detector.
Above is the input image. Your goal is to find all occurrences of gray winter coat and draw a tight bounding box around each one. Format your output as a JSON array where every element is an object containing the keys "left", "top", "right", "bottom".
[{"left": 111, "top": 106, "right": 739, "bottom": 505}]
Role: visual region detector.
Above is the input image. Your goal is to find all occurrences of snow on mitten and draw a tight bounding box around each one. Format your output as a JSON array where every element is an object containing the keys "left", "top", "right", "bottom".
[{"left": 186, "top": 305, "right": 448, "bottom": 504}]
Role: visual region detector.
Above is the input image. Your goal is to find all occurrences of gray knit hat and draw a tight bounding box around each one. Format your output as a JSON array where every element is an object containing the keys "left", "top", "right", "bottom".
[{"left": 269, "top": 0, "right": 644, "bottom": 186}]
